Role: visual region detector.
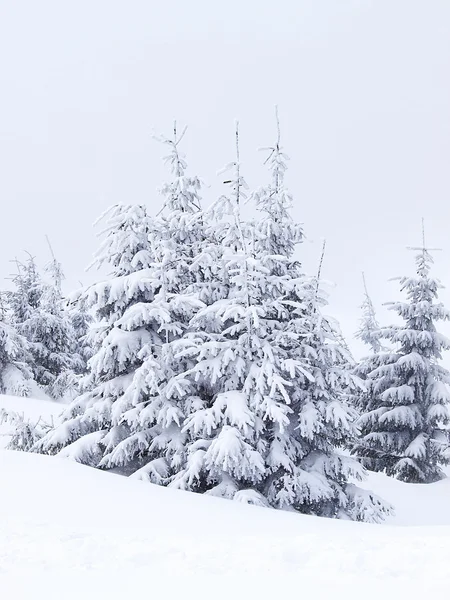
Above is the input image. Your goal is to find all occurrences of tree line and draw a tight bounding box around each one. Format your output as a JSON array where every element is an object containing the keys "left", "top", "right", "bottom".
[{"left": 1, "top": 113, "right": 449, "bottom": 522}]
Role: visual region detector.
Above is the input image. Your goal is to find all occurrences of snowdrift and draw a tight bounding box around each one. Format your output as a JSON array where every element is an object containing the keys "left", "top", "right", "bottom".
[
  {"left": 1, "top": 394, "right": 450, "bottom": 598},
  {"left": 1, "top": 451, "right": 450, "bottom": 598}
]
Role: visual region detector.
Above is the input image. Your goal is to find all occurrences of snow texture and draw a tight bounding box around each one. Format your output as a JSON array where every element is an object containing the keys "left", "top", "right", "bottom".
[{"left": 0, "top": 443, "right": 449, "bottom": 600}]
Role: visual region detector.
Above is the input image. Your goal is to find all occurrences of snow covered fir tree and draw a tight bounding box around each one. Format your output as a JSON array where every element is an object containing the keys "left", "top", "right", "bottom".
[
  {"left": 353, "top": 234, "right": 450, "bottom": 483},
  {"left": 2, "top": 112, "right": 450, "bottom": 523},
  {"left": 163, "top": 120, "right": 389, "bottom": 521},
  {"left": 7, "top": 251, "right": 85, "bottom": 400},
  {"left": 350, "top": 273, "right": 384, "bottom": 417},
  {"left": 33, "top": 117, "right": 392, "bottom": 522},
  {"left": 36, "top": 125, "right": 207, "bottom": 473},
  {"left": 0, "top": 316, "right": 32, "bottom": 397},
  {"left": 356, "top": 273, "right": 383, "bottom": 355}
]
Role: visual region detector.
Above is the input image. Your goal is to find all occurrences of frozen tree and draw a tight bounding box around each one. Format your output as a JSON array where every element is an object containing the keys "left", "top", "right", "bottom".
[
  {"left": 356, "top": 273, "right": 383, "bottom": 354},
  {"left": 8, "top": 254, "right": 42, "bottom": 326},
  {"left": 0, "top": 291, "right": 8, "bottom": 322},
  {"left": 351, "top": 273, "right": 384, "bottom": 417},
  {"left": 7, "top": 255, "right": 46, "bottom": 395},
  {"left": 68, "top": 293, "right": 93, "bottom": 366},
  {"left": 166, "top": 122, "right": 271, "bottom": 499},
  {"left": 169, "top": 117, "right": 390, "bottom": 521},
  {"left": 354, "top": 231, "right": 450, "bottom": 483},
  {"left": 66, "top": 287, "right": 94, "bottom": 399},
  {"left": 261, "top": 230, "right": 388, "bottom": 521},
  {"left": 253, "top": 119, "right": 389, "bottom": 521},
  {"left": 252, "top": 107, "right": 303, "bottom": 262},
  {"left": 277, "top": 261, "right": 384, "bottom": 520},
  {"left": 0, "top": 318, "right": 32, "bottom": 397},
  {"left": 98, "top": 124, "right": 207, "bottom": 478},
  {"left": 36, "top": 203, "right": 161, "bottom": 462},
  {"left": 40, "top": 240, "right": 85, "bottom": 399},
  {"left": 8, "top": 250, "right": 83, "bottom": 399},
  {"left": 38, "top": 126, "right": 206, "bottom": 474},
  {"left": 253, "top": 121, "right": 388, "bottom": 522},
  {"left": 36, "top": 116, "right": 390, "bottom": 522}
]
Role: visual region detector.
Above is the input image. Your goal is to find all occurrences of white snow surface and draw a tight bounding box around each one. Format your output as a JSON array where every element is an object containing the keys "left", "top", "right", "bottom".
[
  {"left": 1, "top": 395, "right": 450, "bottom": 599},
  {"left": 0, "top": 393, "right": 62, "bottom": 424},
  {"left": 0, "top": 393, "right": 62, "bottom": 449}
]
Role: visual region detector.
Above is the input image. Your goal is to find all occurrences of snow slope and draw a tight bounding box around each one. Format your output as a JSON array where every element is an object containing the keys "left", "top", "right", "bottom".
[
  {"left": 1, "top": 454, "right": 450, "bottom": 599},
  {"left": 1, "top": 394, "right": 450, "bottom": 599}
]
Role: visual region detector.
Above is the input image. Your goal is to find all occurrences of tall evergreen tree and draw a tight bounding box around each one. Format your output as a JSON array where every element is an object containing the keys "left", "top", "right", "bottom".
[
  {"left": 97, "top": 124, "right": 207, "bottom": 477},
  {"left": 169, "top": 118, "right": 389, "bottom": 521},
  {"left": 168, "top": 122, "right": 271, "bottom": 500},
  {"left": 0, "top": 317, "right": 32, "bottom": 397},
  {"left": 8, "top": 254, "right": 42, "bottom": 327},
  {"left": 68, "top": 293, "right": 93, "bottom": 367},
  {"left": 41, "top": 242, "right": 85, "bottom": 399},
  {"left": 354, "top": 232, "right": 450, "bottom": 482},
  {"left": 9, "top": 250, "right": 83, "bottom": 399},
  {"left": 37, "top": 126, "right": 205, "bottom": 473},
  {"left": 351, "top": 273, "right": 384, "bottom": 419},
  {"left": 36, "top": 203, "right": 160, "bottom": 462},
  {"left": 250, "top": 121, "right": 374, "bottom": 518},
  {"left": 356, "top": 273, "right": 383, "bottom": 354},
  {"left": 36, "top": 117, "right": 390, "bottom": 522}
]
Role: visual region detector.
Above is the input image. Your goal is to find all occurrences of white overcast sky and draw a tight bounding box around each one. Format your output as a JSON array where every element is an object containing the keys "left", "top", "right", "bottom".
[{"left": 1, "top": 0, "right": 450, "bottom": 357}]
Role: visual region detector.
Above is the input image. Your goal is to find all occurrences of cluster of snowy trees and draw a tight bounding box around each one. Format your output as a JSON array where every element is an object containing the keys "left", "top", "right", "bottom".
[
  {"left": 0, "top": 250, "right": 90, "bottom": 400},
  {"left": 353, "top": 241, "right": 450, "bottom": 483},
  {"left": 2, "top": 115, "right": 450, "bottom": 521}
]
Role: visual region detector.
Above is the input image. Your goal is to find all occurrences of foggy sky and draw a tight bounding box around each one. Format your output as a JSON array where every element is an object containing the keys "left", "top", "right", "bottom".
[{"left": 1, "top": 0, "right": 450, "bottom": 358}]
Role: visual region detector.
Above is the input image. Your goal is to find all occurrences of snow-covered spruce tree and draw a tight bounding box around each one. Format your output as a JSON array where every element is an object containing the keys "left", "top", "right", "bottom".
[
  {"left": 253, "top": 125, "right": 388, "bottom": 520},
  {"left": 250, "top": 119, "right": 381, "bottom": 519},
  {"left": 41, "top": 243, "right": 85, "bottom": 399},
  {"left": 7, "top": 255, "right": 45, "bottom": 396},
  {"left": 8, "top": 254, "right": 42, "bottom": 328},
  {"left": 63, "top": 288, "right": 94, "bottom": 401},
  {"left": 356, "top": 273, "right": 383, "bottom": 354},
  {"left": 283, "top": 262, "right": 390, "bottom": 521},
  {"left": 35, "top": 203, "right": 162, "bottom": 463},
  {"left": 353, "top": 237, "right": 450, "bottom": 483},
  {"left": 68, "top": 293, "right": 93, "bottom": 367},
  {"left": 8, "top": 251, "right": 83, "bottom": 399},
  {"left": 169, "top": 118, "right": 389, "bottom": 521},
  {"left": 167, "top": 122, "right": 270, "bottom": 501},
  {"left": 0, "top": 316, "right": 32, "bottom": 397},
  {"left": 37, "top": 126, "right": 206, "bottom": 472},
  {"left": 0, "top": 285, "right": 37, "bottom": 434},
  {"left": 95, "top": 123, "right": 207, "bottom": 478},
  {"left": 350, "top": 273, "right": 385, "bottom": 419}
]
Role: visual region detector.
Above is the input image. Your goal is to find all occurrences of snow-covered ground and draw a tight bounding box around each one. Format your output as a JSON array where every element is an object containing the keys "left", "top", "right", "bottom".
[
  {"left": 0, "top": 393, "right": 62, "bottom": 425},
  {"left": 0, "top": 393, "right": 62, "bottom": 450},
  {"left": 1, "top": 394, "right": 450, "bottom": 599}
]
